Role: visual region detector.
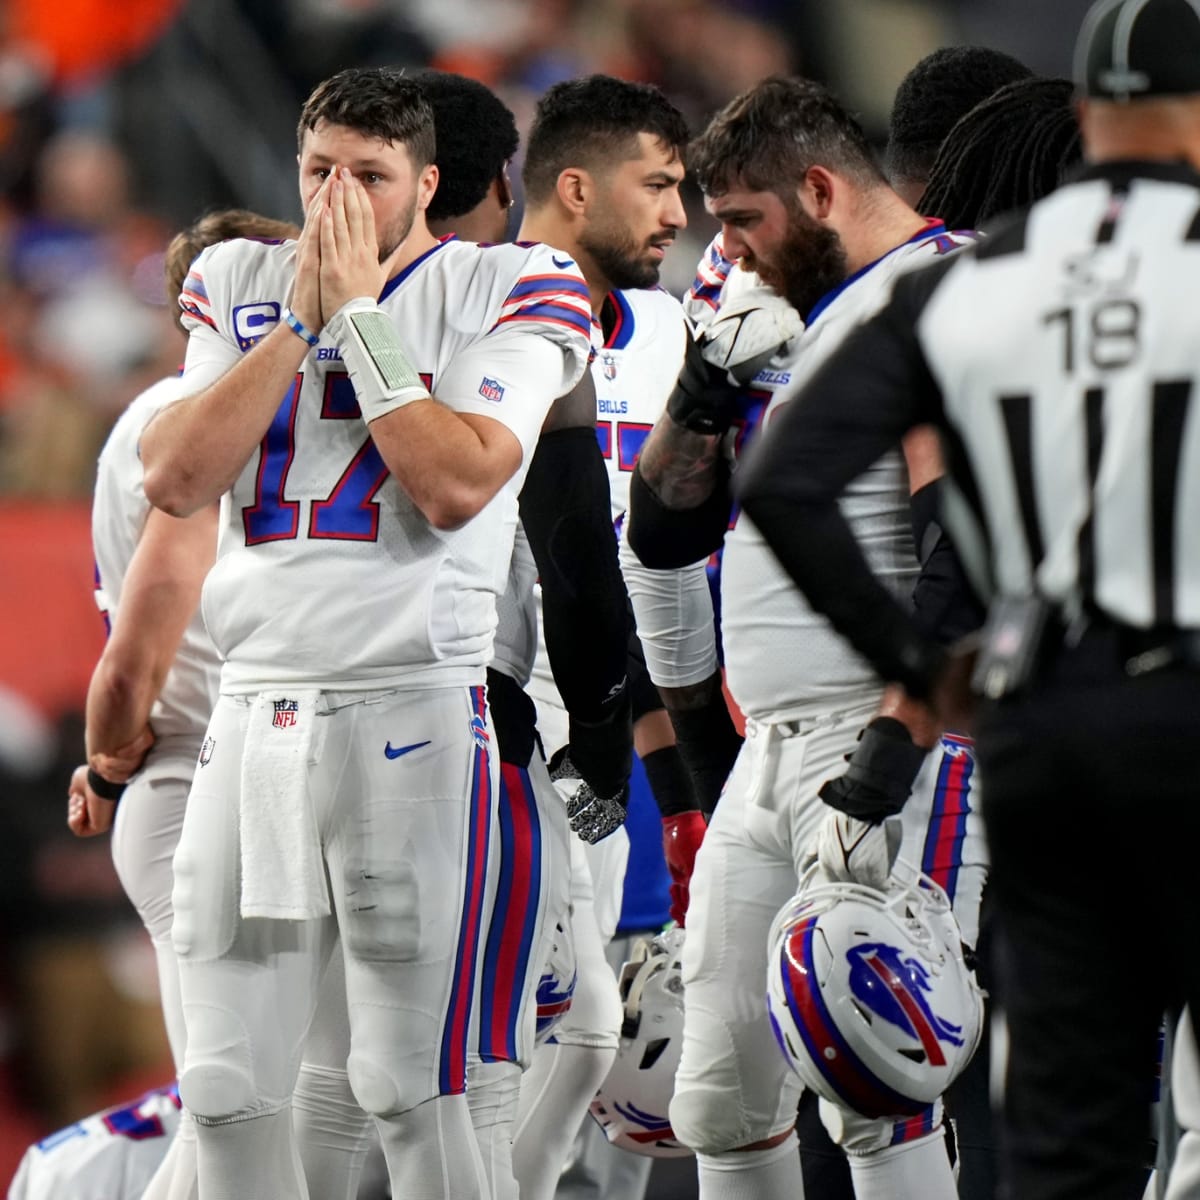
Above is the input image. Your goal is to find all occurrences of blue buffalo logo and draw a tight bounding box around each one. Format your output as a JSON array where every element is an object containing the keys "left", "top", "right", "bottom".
[
  {"left": 535, "top": 968, "right": 577, "bottom": 1036},
  {"left": 846, "top": 942, "right": 964, "bottom": 1066}
]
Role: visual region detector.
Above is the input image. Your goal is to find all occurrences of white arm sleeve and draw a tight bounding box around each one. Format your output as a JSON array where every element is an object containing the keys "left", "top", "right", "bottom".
[{"left": 619, "top": 528, "right": 718, "bottom": 689}]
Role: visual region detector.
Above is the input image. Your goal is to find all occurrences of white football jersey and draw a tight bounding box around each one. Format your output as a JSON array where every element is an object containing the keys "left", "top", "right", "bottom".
[
  {"left": 8, "top": 1084, "right": 180, "bottom": 1200},
  {"left": 687, "top": 225, "right": 976, "bottom": 722},
  {"left": 593, "top": 287, "right": 688, "bottom": 526},
  {"left": 92, "top": 376, "right": 220, "bottom": 738},
  {"left": 178, "top": 236, "right": 591, "bottom": 693}
]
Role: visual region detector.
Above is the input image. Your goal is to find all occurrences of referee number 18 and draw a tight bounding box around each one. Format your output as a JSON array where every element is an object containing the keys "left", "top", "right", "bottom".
[{"left": 1042, "top": 299, "right": 1141, "bottom": 373}]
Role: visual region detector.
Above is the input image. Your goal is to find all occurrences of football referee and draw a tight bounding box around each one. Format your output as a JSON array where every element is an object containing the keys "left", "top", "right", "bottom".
[{"left": 735, "top": 1, "right": 1200, "bottom": 1197}]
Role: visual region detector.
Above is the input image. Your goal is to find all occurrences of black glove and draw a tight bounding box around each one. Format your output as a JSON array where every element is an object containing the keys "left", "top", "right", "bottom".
[
  {"left": 666, "top": 327, "right": 742, "bottom": 436},
  {"left": 818, "top": 717, "right": 928, "bottom": 824},
  {"left": 548, "top": 748, "right": 629, "bottom": 844}
]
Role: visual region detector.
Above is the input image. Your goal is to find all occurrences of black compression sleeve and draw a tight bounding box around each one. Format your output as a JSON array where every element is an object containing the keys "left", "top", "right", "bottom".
[
  {"left": 627, "top": 461, "right": 732, "bottom": 569},
  {"left": 519, "top": 426, "right": 630, "bottom": 723},
  {"left": 910, "top": 480, "right": 987, "bottom": 645}
]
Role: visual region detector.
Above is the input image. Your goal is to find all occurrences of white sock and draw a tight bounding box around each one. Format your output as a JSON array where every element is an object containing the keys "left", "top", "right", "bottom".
[
  {"left": 511, "top": 1042, "right": 616, "bottom": 1200},
  {"left": 373, "top": 1093, "right": 488, "bottom": 1200},
  {"left": 194, "top": 1103, "right": 308, "bottom": 1200},
  {"left": 139, "top": 1108, "right": 198, "bottom": 1200},
  {"left": 697, "top": 1132, "right": 805, "bottom": 1200},
  {"left": 293, "top": 1063, "right": 372, "bottom": 1200},
  {"left": 847, "top": 1131, "right": 957, "bottom": 1200},
  {"left": 466, "top": 1061, "right": 522, "bottom": 1200}
]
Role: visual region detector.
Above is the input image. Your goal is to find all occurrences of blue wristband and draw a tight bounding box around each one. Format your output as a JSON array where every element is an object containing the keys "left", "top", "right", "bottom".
[{"left": 283, "top": 308, "right": 320, "bottom": 347}]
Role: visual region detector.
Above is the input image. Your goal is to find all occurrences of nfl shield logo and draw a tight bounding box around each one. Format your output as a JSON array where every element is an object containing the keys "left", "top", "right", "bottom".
[
  {"left": 478, "top": 376, "right": 505, "bottom": 403},
  {"left": 199, "top": 736, "right": 215, "bottom": 767},
  {"left": 601, "top": 352, "right": 618, "bottom": 381},
  {"left": 272, "top": 699, "right": 299, "bottom": 729}
]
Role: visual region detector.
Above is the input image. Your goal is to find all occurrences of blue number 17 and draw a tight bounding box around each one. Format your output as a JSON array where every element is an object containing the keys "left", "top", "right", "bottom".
[{"left": 243, "top": 372, "right": 393, "bottom": 544}]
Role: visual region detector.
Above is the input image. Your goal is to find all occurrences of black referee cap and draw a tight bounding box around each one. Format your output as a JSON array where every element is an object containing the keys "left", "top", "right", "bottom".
[{"left": 1076, "top": 0, "right": 1200, "bottom": 101}]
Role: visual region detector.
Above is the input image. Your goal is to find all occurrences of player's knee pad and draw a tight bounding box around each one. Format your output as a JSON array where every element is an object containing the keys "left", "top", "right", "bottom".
[
  {"left": 670, "top": 1087, "right": 788, "bottom": 1157},
  {"left": 818, "top": 1096, "right": 944, "bottom": 1157},
  {"left": 341, "top": 853, "right": 421, "bottom": 963},
  {"left": 179, "top": 1005, "right": 259, "bottom": 1122},
  {"left": 346, "top": 1051, "right": 433, "bottom": 1119}
]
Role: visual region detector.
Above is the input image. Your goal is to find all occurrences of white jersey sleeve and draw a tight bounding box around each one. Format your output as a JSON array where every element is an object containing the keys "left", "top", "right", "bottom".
[
  {"left": 8, "top": 1085, "right": 180, "bottom": 1200},
  {"left": 92, "top": 376, "right": 220, "bottom": 739},
  {"left": 178, "top": 236, "right": 590, "bottom": 692}
]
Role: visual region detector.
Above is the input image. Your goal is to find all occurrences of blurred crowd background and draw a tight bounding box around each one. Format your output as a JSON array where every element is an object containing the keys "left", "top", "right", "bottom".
[{"left": 0, "top": 0, "right": 1093, "bottom": 1187}]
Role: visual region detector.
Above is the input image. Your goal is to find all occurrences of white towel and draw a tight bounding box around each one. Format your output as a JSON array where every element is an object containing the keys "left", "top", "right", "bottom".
[{"left": 239, "top": 690, "right": 330, "bottom": 920}]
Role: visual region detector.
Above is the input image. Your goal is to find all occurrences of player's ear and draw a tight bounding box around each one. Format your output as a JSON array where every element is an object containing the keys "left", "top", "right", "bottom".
[
  {"left": 555, "top": 167, "right": 590, "bottom": 218},
  {"left": 801, "top": 165, "right": 836, "bottom": 221},
  {"left": 417, "top": 162, "right": 439, "bottom": 211},
  {"left": 497, "top": 162, "right": 515, "bottom": 211}
]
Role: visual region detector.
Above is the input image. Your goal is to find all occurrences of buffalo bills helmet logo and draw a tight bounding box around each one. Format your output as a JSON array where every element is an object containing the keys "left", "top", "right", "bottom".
[
  {"left": 846, "top": 942, "right": 965, "bottom": 1066},
  {"left": 535, "top": 968, "right": 576, "bottom": 1037}
]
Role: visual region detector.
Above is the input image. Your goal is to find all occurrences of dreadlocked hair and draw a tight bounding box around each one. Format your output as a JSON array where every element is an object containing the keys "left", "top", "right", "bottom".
[{"left": 918, "top": 77, "right": 1082, "bottom": 230}]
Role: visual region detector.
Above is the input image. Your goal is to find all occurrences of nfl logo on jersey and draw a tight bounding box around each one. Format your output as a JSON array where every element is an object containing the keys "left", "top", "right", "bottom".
[
  {"left": 478, "top": 377, "right": 505, "bottom": 403},
  {"left": 272, "top": 699, "right": 300, "bottom": 729},
  {"left": 601, "top": 352, "right": 618, "bottom": 381}
]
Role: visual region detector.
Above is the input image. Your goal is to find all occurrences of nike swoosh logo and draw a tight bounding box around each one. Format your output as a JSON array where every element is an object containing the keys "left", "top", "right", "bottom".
[
  {"left": 384, "top": 740, "right": 431, "bottom": 759},
  {"left": 552, "top": 256, "right": 574, "bottom": 269}
]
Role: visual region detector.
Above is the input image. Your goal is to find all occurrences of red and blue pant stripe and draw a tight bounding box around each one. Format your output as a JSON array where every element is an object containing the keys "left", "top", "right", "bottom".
[
  {"left": 477, "top": 761, "right": 543, "bottom": 1063},
  {"left": 439, "top": 685, "right": 493, "bottom": 1094}
]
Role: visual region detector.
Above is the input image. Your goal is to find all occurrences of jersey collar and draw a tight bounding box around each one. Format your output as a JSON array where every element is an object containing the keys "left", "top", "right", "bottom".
[
  {"left": 804, "top": 217, "right": 946, "bottom": 327},
  {"left": 378, "top": 234, "right": 457, "bottom": 303}
]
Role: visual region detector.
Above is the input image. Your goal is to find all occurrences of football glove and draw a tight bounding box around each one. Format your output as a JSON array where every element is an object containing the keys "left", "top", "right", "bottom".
[
  {"left": 818, "top": 716, "right": 927, "bottom": 823},
  {"left": 814, "top": 810, "right": 903, "bottom": 892},
  {"left": 662, "top": 810, "right": 707, "bottom": 927},
  {"left": 666, "top": 325, "right": 743, "bottom": 437},
  {"left": 549, "top": 749, "right": 628, "bottom": 844},
  {"left": 697, "top": 285, "right": 803, "bottom": 385}
]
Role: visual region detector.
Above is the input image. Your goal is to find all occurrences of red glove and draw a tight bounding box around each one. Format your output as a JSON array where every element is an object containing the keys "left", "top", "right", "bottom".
[{"left": 662, "top": 810, "right": 707, "bottom": 928}]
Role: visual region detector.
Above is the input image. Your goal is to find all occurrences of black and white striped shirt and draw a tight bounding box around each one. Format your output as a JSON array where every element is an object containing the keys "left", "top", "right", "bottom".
[{"left": 736, "top": 159, "right": 1200, "bottom": 696}]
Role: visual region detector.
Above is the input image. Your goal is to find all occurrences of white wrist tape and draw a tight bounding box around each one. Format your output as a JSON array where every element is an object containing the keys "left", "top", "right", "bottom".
[{"left": 325, "top": 296, "right": 429, "bottom": 423}]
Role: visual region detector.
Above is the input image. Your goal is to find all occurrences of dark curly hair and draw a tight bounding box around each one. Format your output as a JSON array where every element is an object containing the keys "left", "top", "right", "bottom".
[
  {"left": 918, "top": 77, "right": 1082, "bottom": 230},
  {"left": 885, "top": 46, "right": 1032, "bottom": 189},
  {"left": 689, "top": 76, "right": 883, "bottom": 198},
  {"left": 416, "top": 71, "right": 518, "bottom": 222},
  {"left": 523, "top": 74, "right": 688, "bottom": 206},
  {"left": 297, "top": 67, "right": 435, "bottom": 167}
]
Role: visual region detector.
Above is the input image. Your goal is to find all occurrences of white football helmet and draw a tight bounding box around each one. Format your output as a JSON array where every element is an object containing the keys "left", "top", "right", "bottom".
[
  {"left": 588, "top": 927, "right": 692, "bottom": 1158},
  {"left": 766, "top": 868, "right": 984, "bottom": 1119},
  {"left": 534, "top": 913, "right": 576, "bottom": 1044}
]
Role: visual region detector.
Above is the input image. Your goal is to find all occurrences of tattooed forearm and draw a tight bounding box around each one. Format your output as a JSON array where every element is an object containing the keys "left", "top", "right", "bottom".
[{"left": 636, "top": 416, "right": 725, "bottom": 510}]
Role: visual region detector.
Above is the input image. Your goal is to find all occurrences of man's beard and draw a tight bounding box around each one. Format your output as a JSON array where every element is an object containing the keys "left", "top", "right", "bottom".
[
  {"left": 754, "top": 202, "right": 848, "bottom": 319},
  {"left": 377, "top": 195, "right": 419, "bottom": 265},
  {"left": 578, "top": 213, "right": 671, "bottom": 291}
]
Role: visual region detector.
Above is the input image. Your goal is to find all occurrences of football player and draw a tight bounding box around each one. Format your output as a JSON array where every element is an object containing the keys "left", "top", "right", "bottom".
[
  {"left": 138, "top": 68, "right": 591, "bottom": 1200},
  {"left": 627, "top": 76, "right": 986, "bottom": 1200}
]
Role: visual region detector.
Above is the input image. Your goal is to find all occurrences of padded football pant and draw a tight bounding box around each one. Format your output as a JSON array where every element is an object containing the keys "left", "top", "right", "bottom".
[
  {"left": 671, "top": 701, "right": 986, "bottom": 1173},
  {"left": 172, "top": 686, "right": 495, "bottom": 1199}
]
